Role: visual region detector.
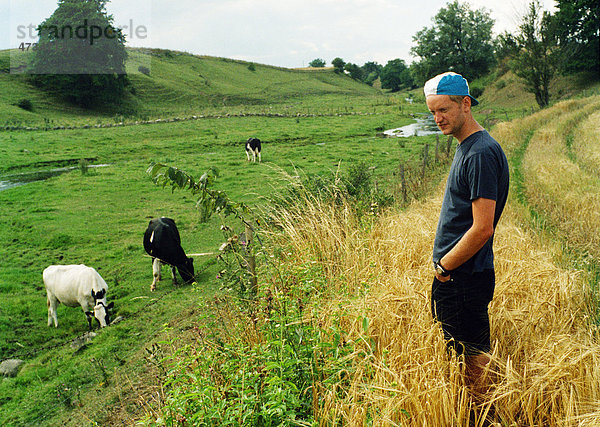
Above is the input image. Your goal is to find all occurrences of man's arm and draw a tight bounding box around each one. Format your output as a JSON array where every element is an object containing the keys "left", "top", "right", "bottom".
[{"left": 436, "top": 197, "right": 496, "bottom": 281}]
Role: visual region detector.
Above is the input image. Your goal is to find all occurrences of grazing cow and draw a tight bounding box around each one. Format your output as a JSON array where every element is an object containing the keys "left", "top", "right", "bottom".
[
  {"left": 245, "top": 137, "right": 262, "bottom": 163},
  {"left": 143, "top": 217, "right": 195, "bottom": 292},
  {"left": 43, "top": 264, "right": 114, "bottom": 329}
]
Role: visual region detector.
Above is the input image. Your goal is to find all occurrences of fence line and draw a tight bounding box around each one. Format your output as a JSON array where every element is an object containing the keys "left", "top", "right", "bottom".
[{"left": 0, "top": 111, "right": 383, "bottom": 132}]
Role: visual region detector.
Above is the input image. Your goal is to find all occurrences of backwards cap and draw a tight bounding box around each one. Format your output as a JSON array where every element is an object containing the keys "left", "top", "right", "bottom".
[{"left": 424, "top": 72, "right": 479, "bottom": 106}]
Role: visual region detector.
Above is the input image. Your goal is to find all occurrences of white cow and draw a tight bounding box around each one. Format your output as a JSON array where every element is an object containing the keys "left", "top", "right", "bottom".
[{"left": 43, "top": 264, "right": 114, "bottom": 329}]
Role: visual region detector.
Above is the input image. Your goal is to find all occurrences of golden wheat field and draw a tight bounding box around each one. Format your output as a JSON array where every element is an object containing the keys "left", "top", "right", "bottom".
[{"left": 269, "top": 97, "right": 600, "bottom": 426}]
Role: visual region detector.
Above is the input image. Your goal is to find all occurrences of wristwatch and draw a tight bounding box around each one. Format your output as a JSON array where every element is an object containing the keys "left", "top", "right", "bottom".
[{"left": 434, "top": 260, "right": 451, "bottom": 277}]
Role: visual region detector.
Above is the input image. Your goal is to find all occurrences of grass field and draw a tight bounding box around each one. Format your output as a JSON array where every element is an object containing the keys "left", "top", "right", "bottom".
[
  {"left": 1, "top": 46, "right": 600, "bottom": 425},
  {"left": 0, "top": 54, "right": 446, "bottom": 424}
]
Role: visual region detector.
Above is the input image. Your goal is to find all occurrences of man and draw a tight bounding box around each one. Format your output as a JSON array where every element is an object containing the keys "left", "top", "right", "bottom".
[{"left": 425, "top": 72, "right": 509, "bottom": 393}]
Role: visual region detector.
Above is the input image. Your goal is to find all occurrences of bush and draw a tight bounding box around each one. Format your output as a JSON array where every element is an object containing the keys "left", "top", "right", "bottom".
[
  {"left": 151, "top": 266, "right": 353, "bottom": 425},
  {"left": 16, "top": 99, "right": 33, "bottom": 111},
  {"left": 270, "top": 163, "right": 394, "bottom": 226},
  {"left": 470, "top": 86, "right": 484, "bottom": 99},
  {"left": 247, "top": 63, "right": 256, "bottom": 72},
  {"left": 138, "top": 65, "right": 150, "bottom": 76}
]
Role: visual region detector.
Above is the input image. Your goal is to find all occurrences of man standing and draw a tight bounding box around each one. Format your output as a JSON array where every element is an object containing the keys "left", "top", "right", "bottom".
[{"left": 425, "top": 72, "right": 509, "bottom": 393}]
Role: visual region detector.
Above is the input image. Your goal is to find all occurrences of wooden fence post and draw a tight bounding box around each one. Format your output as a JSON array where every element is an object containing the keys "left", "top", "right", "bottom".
[
  {"left": 435, "top": 135, "right": 440, "bottom": 163},
  {"left": 242, "top": 224, "right": 257, "bottom": 297},
  {"left": 400, "top": 163, "right": 407, "bottom": 203},
  {"left": 446, "top": 136, "right": 453, "bottom": 156},
  {"left": 422, "top": 143, "right": 429, "bottom": 181}
]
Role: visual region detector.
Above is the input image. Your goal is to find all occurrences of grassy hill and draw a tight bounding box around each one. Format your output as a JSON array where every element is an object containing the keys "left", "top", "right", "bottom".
[
  {"left": 0, "top": 48, "right": 380, "bottom": 127},
  {"left": 474, "top": 69, "right": 600, "bottom": 111}
]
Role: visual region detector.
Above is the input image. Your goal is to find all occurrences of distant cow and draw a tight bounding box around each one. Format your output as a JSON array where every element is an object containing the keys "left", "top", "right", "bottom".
[
  {"left": 143, "top": 217, "right": 195, "bottom": 292},
  {"left": 245, "top": 137, "right": 262, "bottom": 162},
  {"left": 43, "top": 264, "right": 114, "bottom": 329}
]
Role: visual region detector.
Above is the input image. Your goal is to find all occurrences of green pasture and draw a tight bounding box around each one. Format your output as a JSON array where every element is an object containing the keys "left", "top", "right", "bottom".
[{"left": 0, "top": 103, "right": 441, "bottom": 424}]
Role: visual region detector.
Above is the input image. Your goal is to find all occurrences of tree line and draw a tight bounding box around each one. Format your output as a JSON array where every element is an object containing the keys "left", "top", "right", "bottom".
[
  {"left": 24, "top": 0, "right": 599, "bottom": 109},
  {"left": 309, "top": 0, "right": 598, "bottom": 108}
]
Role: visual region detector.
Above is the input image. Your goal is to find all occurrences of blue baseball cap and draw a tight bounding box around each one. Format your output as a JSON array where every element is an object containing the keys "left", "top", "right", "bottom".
[{"left": 424, "top": 72, "right": 479, "bottom": 106}]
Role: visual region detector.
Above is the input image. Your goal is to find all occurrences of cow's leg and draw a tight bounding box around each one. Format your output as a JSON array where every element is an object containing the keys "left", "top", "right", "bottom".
[
  {"left": 257, "top": 150, "right": 262, "bottom": 163},
  {"left": 151, "top": 257, "right": 161, "bottom": 292},
  {"left": 252, "top": 150, "right": 256, "bottom": 162},
  {"left": 85, "top": 311, "right": 94, "bottom": 330},
  {"left": 47, "top": 294, "right": 59, "bottom": 327},
  {"left": 171, "top": 265, "right": 178, "bottom": 286},
  {"left": 246, "top": 149, "right": 251, "bottom": 161}
]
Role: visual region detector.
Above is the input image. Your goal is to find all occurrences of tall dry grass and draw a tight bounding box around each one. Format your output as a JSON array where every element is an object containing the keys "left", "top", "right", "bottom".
[
  {"left": 522, "top": 98, "right": 600, "bottom": 258},
  {"left": 268, "top": 188, "right": 600, "bottom": 425},
  {"left": 572, "top": 110, "right": 600, "bottom": 174},
  {"left": 264, "top": 175, "right": 374, "bottom": 295},
  {"left": 492, "top": 102, "right": 563, "bottom": 154},
  {"left": 266, "top": 157, "right": 600, "bottom": 425}
]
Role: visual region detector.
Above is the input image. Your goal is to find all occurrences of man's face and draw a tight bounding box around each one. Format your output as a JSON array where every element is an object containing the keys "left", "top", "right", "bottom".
[{"left": 426, "top": 95, "right": 468, "bottom": 137}]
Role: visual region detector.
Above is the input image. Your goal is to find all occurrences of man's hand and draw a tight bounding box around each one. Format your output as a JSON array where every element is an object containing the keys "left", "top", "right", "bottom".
[{"left": 435, "top": 272, "right": 452, "bottom": 282}]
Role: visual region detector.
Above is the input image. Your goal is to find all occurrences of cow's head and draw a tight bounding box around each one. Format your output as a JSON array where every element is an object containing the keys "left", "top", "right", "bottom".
[
  {"left": 179, "top": 257, "right": 195, "bottom": 283},
  {"left": 91, "top": 289, "right": 114, "bottom": 327},
  {"left": 93, "top": 301, "right": 115, "bottom": 327}
]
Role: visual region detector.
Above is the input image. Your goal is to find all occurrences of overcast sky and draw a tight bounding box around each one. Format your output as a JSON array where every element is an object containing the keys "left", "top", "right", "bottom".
[{"left": 3, "top": 0, "right": 557, "bottom": 68}]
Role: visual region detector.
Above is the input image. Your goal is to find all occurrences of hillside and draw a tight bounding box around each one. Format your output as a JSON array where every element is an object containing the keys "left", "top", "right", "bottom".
[
  {"left": 0, "top": 47, "right": 380, "bottom": 126},
  {"left": 475, "top": 69, "right": 600, "bottom": 111}
]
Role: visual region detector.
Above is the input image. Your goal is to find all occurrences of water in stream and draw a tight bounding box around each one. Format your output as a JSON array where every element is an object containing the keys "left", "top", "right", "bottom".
[
  {"left": 0, "top": 164, "right": 111, "bottom": 192},
  {"left": 384, "top": 114, "right": 441, "bottom": 138}
]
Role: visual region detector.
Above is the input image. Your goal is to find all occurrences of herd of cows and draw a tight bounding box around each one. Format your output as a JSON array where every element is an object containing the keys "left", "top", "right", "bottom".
[{"left": 42, "top": 137, "right": 263, "bottom": 330}]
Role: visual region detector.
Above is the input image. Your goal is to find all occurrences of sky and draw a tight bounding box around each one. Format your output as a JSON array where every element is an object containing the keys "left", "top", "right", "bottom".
[{"left": 2, "top": 0, "right": 557, "bottom": 69}]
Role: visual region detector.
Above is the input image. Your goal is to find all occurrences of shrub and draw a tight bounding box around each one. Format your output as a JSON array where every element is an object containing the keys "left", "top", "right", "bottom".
[
  {"left": 470, "top": 86, "right": 484, "bottom": 99},
  {"left": 16, "top": 99, "right": 33, "bottom": 111},
  {"left": 138, "top": 65, "right": 150, "bottom": 76},
  {"left": 248, "top": 63, "right": 256, "bottom": 72},
  {"left": 150, "top": 267, "right": 353, "bottom": 425}
]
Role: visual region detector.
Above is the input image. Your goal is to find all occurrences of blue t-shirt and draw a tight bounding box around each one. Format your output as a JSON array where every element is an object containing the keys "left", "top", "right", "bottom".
[{"left": 432, "top": 130, "right": 509, "bottom": 274}]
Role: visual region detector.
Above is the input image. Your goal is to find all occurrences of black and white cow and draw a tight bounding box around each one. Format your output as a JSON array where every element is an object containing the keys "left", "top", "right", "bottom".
[
  {"left": 143, "top": 217, "right": 195, "bottom": 292},
  {"left": 43, "top": 264, "right": 114, "bottom": 329},
  {"left": 245, "top": 137, "right": 262, "bottom": 163}
]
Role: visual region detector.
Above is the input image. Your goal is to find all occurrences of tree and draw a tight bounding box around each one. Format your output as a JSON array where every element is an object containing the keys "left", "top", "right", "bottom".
[
  {"left": 29, "top": 0, "right": 128, "bottom": 107},
  {"left": 331, "top": 57, "right": 345, "bottom": 74},
  {"left": 510, "top": 0, "right": 556, "bottom": 108},
  {"left": 550, "top": 0, "right": 599, "bottom": 75},
  {"left": 361, "top": 61, "right": 383, "bottom": 86},
  {"left": 344, "top": 62, "right": 363, "bottom": 80},
  {"left": 308, "top": 58, "right": 326, "bottom": 67},
  {"left": 380, "top": 59, "right": 414, "bottom": 92},
  {"left": 410, "top": 1, "right": 495, "bottom": 85}
]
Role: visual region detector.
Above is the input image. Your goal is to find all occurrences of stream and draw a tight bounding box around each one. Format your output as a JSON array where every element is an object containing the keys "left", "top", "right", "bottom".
[
  {"left": 0, "top": 164, "right": 111, "bottom": 191},
  {"left": 384, "top": 114, "right": 441, "bottom": 137}
]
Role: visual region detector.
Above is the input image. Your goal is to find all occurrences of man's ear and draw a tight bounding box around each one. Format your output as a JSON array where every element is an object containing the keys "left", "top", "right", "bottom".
[{"left": 462, "top": 96, "right": 472, "bottom": 111}]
